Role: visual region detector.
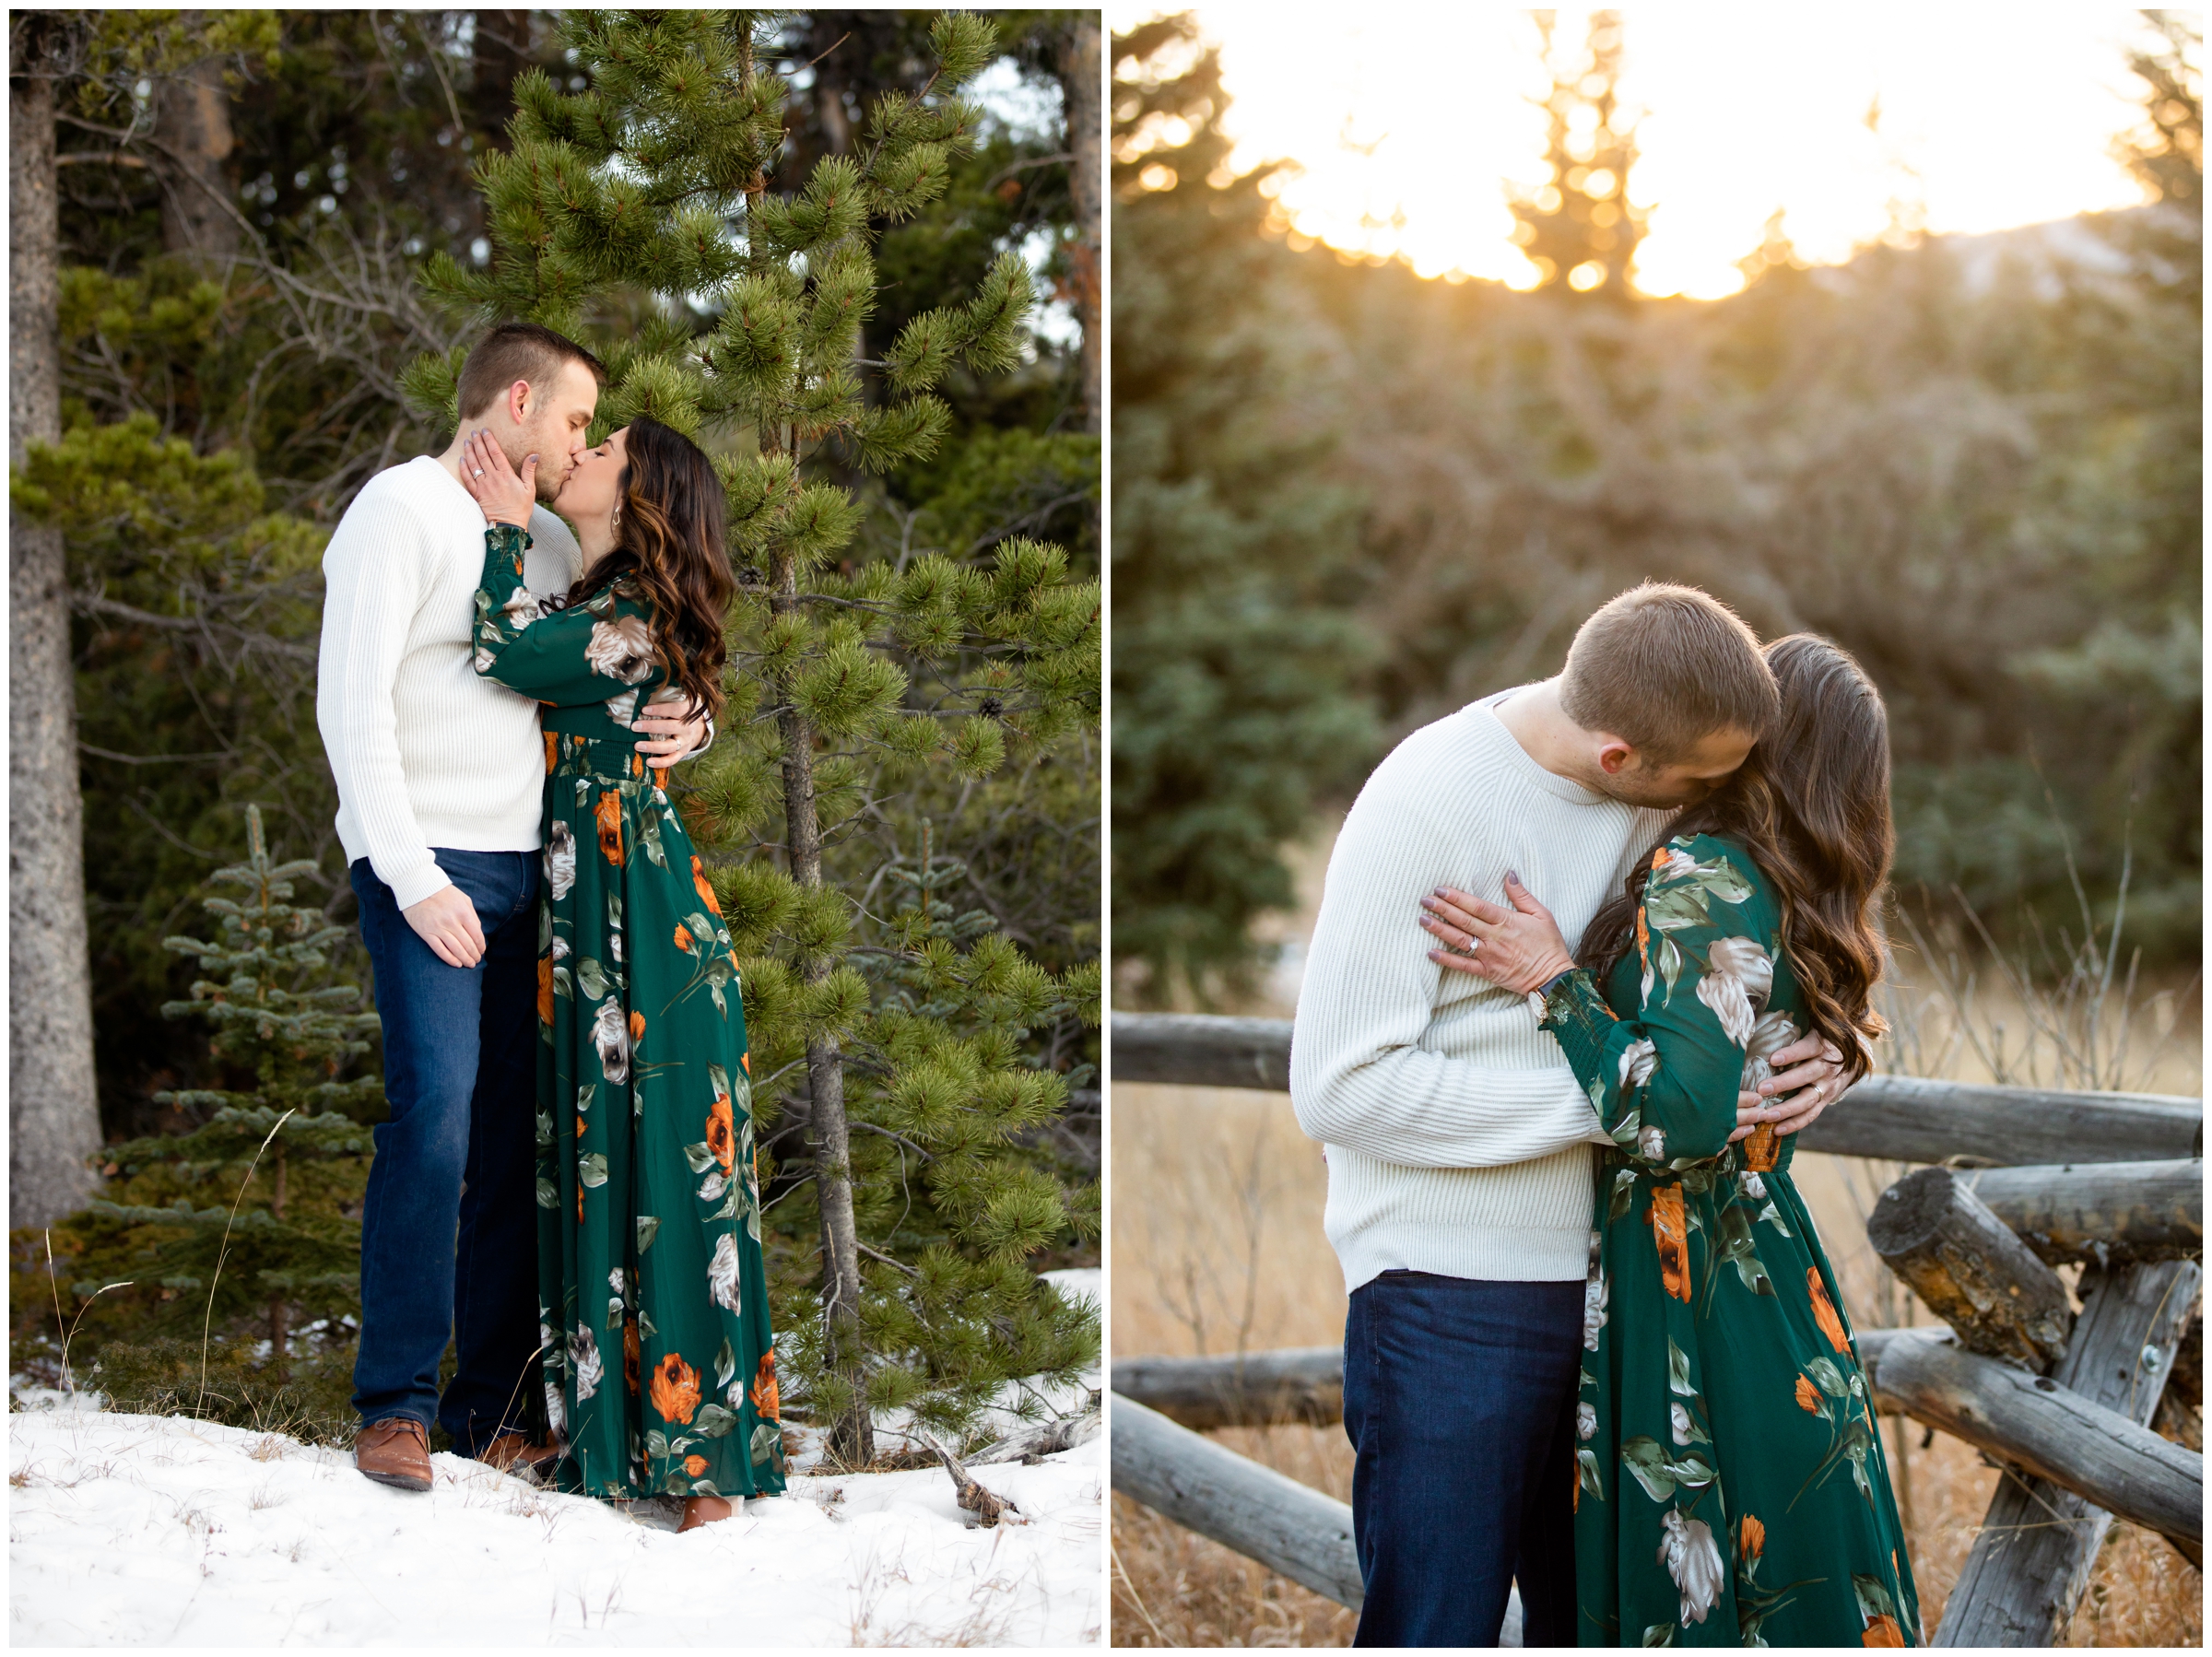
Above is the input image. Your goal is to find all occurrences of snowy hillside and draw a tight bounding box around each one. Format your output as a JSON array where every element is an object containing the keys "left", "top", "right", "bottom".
[{"left": 10, "top": 1272, "right": 1101, "bottom": 1648}]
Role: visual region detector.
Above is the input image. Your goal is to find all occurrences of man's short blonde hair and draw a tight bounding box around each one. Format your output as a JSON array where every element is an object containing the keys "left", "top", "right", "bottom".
[{"left": 1559, "top": 582, "right": 1779, "bottom": 761}]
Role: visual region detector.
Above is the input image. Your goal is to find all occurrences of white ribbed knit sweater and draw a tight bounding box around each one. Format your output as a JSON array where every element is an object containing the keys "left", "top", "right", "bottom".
[
  {"left": 316, "top": 456, "right": 582, "bottom": 910},
  {"left": 1290, "top": 690, "right": 1676, "bottom": 1290}
]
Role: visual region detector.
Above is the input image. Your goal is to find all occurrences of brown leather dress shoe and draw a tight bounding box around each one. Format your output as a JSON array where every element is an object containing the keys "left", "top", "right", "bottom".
[
  {"left": 355, "top": 1416, "right": 433, "bottom": 1491},
  {"left": 677, "top": 1495, "right": 735, "bottom": 1532},
  {"left": 477, "top": 1431, "right": 561, "bottom": 1480}
]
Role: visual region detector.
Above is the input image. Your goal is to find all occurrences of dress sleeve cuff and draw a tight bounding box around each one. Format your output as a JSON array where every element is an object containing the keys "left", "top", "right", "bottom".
[
  {"left": 1537, "top": 968, "right": 1618, "bottom": 1084},
  {"left": 486, "top": 522, "right": 533, "bottom": 556}
]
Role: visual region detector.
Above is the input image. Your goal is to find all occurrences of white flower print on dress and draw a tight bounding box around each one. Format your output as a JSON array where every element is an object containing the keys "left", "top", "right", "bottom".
[
  {"left": 1638, "top": 1123, "right": 1667, "bottom": 1161},
  {"left": 1618, "top": 1037, "right": 1659, "bottom": 1089},
  {"left": 501, "top": 588, "right": 558, "bottom": 629},
  {"left": 592, "top": 995, "right": 631, "bottom": 1086},
  {"left": 1696, "top": 935, "right": 1773, "bottom": 1046},
  {"left": 569, "top": 1325, "right": 604, "bottom": 1403},
  {"left": 1657, "top": 847, "right": 1700, "bottom": 881},
  {"left": 1657, "top": 1507, "right": 1725, "bottom": 1626},
  {"left": 1742, "top": 1170, "right": 1767, "bottom": 1200},
  {"left": 1670, "top": 1402, "right": 1695, "bottom": 1446},
  {"left": 545, "top": 1378, "right": 567, "bottom": 1438},
  {"left": 1577, "top": 1401, "right": 1596, "bottom": 1441},
  {"left": 1583, "top": 1259, "right": 1610, "bottom": 1352},
  {"left": 546, "top": 820, "right": 577, "bottom": 900},
  {"left": 605, "top": 687, "right": 640, "bottom": 726},
  {"left": 708, "top": 1231, "right": 743, "bottom": 1312},
  {"left": 584, "top": 614, "right": 656, "bottom": 683}
]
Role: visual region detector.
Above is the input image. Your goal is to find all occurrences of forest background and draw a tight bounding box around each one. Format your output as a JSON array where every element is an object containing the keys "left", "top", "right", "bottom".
[
  {"left": 1113, "top": 10, "right": 2201, "bottom": 1004},
  {"left": 9, "top": 7, "right": 1102, "bottom": 1451}
]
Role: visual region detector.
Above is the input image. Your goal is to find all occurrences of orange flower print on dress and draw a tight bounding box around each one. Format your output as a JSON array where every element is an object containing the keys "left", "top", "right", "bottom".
[
  {"left": 623, "top": 1316, "right": 641, "bottom": 1395},
  {"left": 706, "top": 1093, "right": 736, "bottom": 1175},
  {"left": 683, "top": 1454, "right": 708, "bottom": 1476},
  {"left": 1794, "top": 1374, "right": 1821, "bottom": 1413},
  {"left": 674, "top": 923, "right": 694, "bottom": 954},
  {"left": 1863, "top": 1616, "right": 1905, "bottom": 1647},
  {"left": 1739, "top": 1514, "right": 1765, "bottom": 1560},
  {"left": 629, "top": 1009, "right": 645, "bottom": 1044},
  {"left": 594, "top": 790, "right": 624, "bottom": 865},
  {"left": 537, "top": 956, "right": 555, "bottom": 1026},
  {"left": 1808, "top": 1267, "right": 1851, "bottom": 1354},
  {"left": 650, "top": 1352, "right": 701, "bottom": 1424},
  {"left": 1649, "top": 1183, "right": 1691, "bottom": 1302},
  {"left": 750, "top": 1352, "right": 781, "bottom": 1422},
  {"left": 544, "top": 731, "right": 558, "bottom": 774},
  {"left": 692, "top": 854, "right": 723, "bottom": 915}
]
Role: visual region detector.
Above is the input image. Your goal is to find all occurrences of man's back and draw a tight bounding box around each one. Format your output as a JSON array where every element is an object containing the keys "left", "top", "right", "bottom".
[
  {"left": 1290, "top": 691, "right": 1671, "bottom": 1289},
  {"left": 315, "top": 454, "right": 581, "bottom": 908}
]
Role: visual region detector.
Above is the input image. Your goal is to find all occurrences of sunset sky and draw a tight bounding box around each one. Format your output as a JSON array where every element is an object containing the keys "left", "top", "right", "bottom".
[{"left": 1115, "top": 6, "right": 2180, "bottom": 298}]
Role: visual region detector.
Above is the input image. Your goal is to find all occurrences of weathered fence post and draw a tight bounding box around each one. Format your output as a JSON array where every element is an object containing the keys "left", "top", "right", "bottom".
[
  {"left": 1928, "top": 1260, "right": 2203, "bottom": 1644},
  {"left": 1867, "top": 1166, "right": 2076, "bottom": 1365}
]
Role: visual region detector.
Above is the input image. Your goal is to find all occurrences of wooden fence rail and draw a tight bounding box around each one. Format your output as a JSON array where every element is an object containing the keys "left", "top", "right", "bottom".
[
  {"left": 1112, "top": 1394, "right": 1525, "bottom": 1644},
  {"left": 1110, "top": 1013, "right": 2205, "bottom": 1166},
  {"left": 1112, "top": 1012, "right": 2206, "bottom": 1645}
]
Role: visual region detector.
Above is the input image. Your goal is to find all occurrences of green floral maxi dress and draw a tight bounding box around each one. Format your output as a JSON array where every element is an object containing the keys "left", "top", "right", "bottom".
[
  {"left": 1538, "top": 833, "right": 1918, "bottom": 1647},
  {"left": 471, "top": 523, "right": 786, "bottom": 1502}
]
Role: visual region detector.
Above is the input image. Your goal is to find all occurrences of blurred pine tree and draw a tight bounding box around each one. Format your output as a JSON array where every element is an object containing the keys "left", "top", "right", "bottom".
[{"left": 1110, "top": 16, "right": 1381, "bottom": 1000}]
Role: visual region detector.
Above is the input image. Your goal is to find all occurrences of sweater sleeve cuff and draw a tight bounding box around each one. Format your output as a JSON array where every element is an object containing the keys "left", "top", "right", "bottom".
[
  {"left": 384, "top": 860, "right": 453, "bottom": 911},
  {"left": 1538, "top": 969, "right": 1617, "bottom": 1087}
]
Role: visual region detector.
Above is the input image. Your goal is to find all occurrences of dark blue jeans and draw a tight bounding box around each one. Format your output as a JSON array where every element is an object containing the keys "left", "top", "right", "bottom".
[
  {"left": 1343, "top": 1271, "right": 1583, "bottom": 1647},
  {"left": 349, "top": 848, "right": 542, "bottom": 1454}
]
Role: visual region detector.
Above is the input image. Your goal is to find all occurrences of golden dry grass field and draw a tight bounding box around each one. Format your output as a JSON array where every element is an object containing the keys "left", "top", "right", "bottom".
[{"left": 1109, "top": 823, "right": 2202, "bottom": 1647}]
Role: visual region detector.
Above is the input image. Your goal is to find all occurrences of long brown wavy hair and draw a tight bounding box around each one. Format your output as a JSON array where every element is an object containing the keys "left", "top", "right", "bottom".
[
  {"left": 1582, "top": 634, "right": 1896, "bottom": 1081},
  {"left": 567, "top": 416, "right": 732, "bottom": 722}
]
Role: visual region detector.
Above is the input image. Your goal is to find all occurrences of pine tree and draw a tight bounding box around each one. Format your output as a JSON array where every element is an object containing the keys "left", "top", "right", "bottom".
[
  {"left": 79, "top": 805, "right": 379, "bottom": 1379},
  {"left": 1507, "top": 10, "right": 1647, "bottom": 298},
  {"left": 399, "top": 11, "right": 1100, "bottom": 1463}
]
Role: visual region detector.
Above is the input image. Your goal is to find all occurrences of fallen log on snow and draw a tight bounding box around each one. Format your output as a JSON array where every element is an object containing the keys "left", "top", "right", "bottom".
[
  {"left": 1867, "top": 1166, "right": 2076, "bottom": 1366},
  {"left": 1107, "top": 1014, "right": 2203, "bottom": 1166},
  {"left": 1110, "top": 1347, "right": 1343, "bottom": 1431},
  {"left": 1963, "top": 1158, "right": 2203, "bottom": 1265},
  {"left": 1872, "top": 1322, "right": 2202, "bottom": 1556},
  {"left": 1930, "top": 1259, "right": 2203, "bottom": 1645},
  {"left": 968, "top": 1395, "right": 1101, "bottom": 1465}
]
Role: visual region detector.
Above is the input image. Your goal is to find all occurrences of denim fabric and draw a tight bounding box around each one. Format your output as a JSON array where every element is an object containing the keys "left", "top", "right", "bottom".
[
  {"left": 1343, "top": 1270, "right": 1583, "bottom": 1647},
  {"left": 349, "top": 849, "right": 542, "bottom": 1453}
]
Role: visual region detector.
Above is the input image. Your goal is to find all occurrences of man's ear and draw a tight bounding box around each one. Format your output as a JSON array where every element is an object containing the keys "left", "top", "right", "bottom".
[
  {"left": 1595, "top": 737, "right": 1635, "bottom": 776},
  {"left": 507, "top": 379, "right": 532, "bottom": 425}
]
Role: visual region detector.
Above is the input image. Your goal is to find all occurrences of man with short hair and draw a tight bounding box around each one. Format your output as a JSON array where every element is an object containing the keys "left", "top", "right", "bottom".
[
  {"left": 317, "top": 323, "right": 709, "bottom": 1491},
  {"left": 1290, "top": 582, "right": 1846, "bottom": 1646}
]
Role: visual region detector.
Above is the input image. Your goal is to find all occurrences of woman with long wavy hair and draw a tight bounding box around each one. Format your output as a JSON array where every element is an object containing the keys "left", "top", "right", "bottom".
[
  {"left": 1419, "top": 635, "right": 1922, "bottom": 1644},
  {"left": 458, "top": 416, "right": 783, "bottom": 1531}
]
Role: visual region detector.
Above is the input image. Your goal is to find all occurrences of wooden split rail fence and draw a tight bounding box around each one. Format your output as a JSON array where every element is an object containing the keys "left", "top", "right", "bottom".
[{"left": 1109, "top": 1013, "right": 2204, "bottom": 1647}]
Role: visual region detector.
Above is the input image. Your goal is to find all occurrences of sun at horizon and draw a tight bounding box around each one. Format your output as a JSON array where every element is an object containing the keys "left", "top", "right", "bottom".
[{"left": 1116, "top": 5, "right": 2183, "bottom": 299}]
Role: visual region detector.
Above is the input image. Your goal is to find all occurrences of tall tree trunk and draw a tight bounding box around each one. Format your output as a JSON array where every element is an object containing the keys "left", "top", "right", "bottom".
[
  {"left": 10, "top": 15, "right": 101, "bottom": 1228},
  {"left": 771, "top": 546, "right": 875, "bottom": 1471},
  {"left": 1056, "top": 18, "right": 1101, "bottom": 435},
  {"left": 154, "top": 29, "right": 238, "bottom": 264}
]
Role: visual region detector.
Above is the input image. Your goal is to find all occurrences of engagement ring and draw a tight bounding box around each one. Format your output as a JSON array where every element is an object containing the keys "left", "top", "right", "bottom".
[{"left": 472, "top": 468, "right": 485, "bottom": 477}]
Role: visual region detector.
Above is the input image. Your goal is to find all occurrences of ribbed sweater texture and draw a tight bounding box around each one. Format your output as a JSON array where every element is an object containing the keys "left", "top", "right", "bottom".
[
  {"left": 316, "top": 456, "right": 582, "bottom": 911},
  {"left": 1290, "top": 691, "right": 1676, "bottom": 1290}
]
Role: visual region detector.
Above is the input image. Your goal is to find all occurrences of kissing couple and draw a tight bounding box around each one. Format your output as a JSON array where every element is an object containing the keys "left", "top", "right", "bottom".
[
  {"left": 317, "top": 323, "right": 782, "bottom": 1531},
  {"left": 1292, "top": 583, "right": 1923, "bottom": 1644}
]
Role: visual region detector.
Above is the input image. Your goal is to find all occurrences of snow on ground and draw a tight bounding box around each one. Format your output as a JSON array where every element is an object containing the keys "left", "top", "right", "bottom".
[{"left": 9, "top": 1269, "right": 1102, "bottom": 1648}]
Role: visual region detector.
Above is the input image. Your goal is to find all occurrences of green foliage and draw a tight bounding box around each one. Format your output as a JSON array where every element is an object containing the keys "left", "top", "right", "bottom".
[
  {"left": 1110, "top": 18, "right": 1382, "bottom": 997},
  {"left": 18, "top": 808, "right": 378, "bottom": 1389},
  {"left": 411, "top": 9, "right": 1098, "bottom": 1439}
]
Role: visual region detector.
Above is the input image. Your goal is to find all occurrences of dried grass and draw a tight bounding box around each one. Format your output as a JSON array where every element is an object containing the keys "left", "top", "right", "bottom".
[{"left": 1110, "top": 817, "right": 2203, "bottom": 1645}]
